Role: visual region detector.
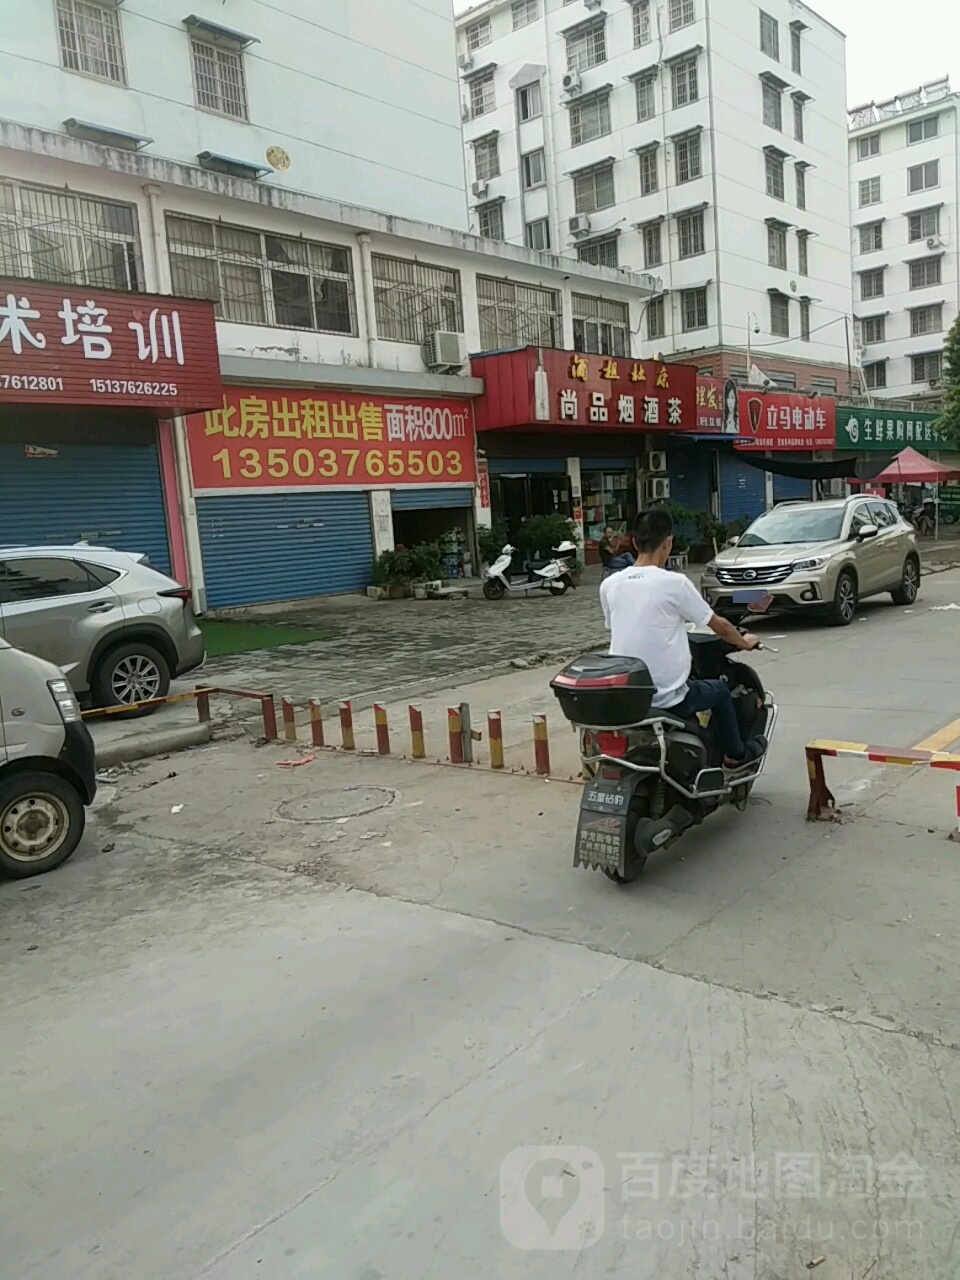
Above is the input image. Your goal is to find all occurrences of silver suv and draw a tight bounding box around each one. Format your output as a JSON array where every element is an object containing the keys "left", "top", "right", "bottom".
[
  {"left": 701, "top": 497, "right": 920, "bottom": 626},
  {"left": 0, "top": 547, "right": 205, "bottom": 711}
]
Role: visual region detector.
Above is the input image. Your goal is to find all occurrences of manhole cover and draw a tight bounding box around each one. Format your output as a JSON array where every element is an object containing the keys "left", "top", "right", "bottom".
[{"left": 277, "top": 786, "right": 397, "bottom": 823}]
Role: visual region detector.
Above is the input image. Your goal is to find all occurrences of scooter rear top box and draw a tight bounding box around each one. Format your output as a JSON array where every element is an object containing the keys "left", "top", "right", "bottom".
[{"left": 551, "top": 654, "right": 656, "bottom": 728}]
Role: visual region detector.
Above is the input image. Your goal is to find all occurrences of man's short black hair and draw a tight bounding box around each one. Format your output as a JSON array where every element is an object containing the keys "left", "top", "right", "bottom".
[{"left": 632, "top": 507, "right": 674, "bottom": 554}]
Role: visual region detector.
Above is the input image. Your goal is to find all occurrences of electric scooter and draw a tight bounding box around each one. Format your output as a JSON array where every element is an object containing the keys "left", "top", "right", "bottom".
[{"left": 482, "top": 542, "right": 578, "bottom": 601}]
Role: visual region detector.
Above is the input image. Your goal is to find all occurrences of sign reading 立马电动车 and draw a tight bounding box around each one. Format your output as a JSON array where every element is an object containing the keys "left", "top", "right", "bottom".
[
  {"left": 734, "top": 390, "right": 837, "bottom": 450},
  {"left": 0, "top": 280, "right": 221, "bottom": 411},
  {"left": 186, "top": 388, "right": 477, "bottom": 492},
  {"left": 836, "top": 406, "right": 948, "bottom": 451}
]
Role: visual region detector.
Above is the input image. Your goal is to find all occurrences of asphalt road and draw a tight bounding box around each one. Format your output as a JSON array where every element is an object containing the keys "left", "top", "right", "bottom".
[{"left": 4, "top": 569, "right": 960, "bottom": 1277}]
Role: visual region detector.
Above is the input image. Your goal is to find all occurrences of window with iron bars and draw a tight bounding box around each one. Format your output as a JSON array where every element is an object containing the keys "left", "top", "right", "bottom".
[
  {"left": 767, "top": 222, "right": 787, "bottom": 268},
  {"left": 678, "top": 210, "right": 705, "bottom": 258},
  {"left": 638, "top": 147, "right": 659, "bottom": 195},
  {"left": 372, "top": 254, "right": 463, "bottom": 344},
  {"left": 57, "top": 0, "right": 126, "bottom": 83},
  {"left": 466, "top": 17, "right": 492, "bottom": 50},
  {"left": 569, "top": 93, "right": 611, "bottom": 146},
  {"left": 566, "top": 22, "right": 606, "bottom": 71},
  {"left": 478, "top": 202, "right": 505, "bottom": 241},
  {"left": 860, "top": 314, "right": 886, "bottom": 345},
  {"left": 473, "top": 135, "right": 500, "bottom": 181},
  {"left": 674, "top": 133, "right": 701, "bottom": 183},
  {"left": 0, "top": 179, "right": 142, "bottom": 290},
  {"left": 762, "top": 81, "right": 782, "bottom": 131},
  {"left": 671, "top": 57, "right": 699, "bottom": 108},
  {"left": 860, "top": 267, "right": 884, "bottom": 300},
  {"left": 635, "top": 72, "right": 657, "bottom": 122},
  {"left": 681, "top": 287, "right": 708, "bottom": 331},
  {"left": 512, "top": 0, "right": 539, "bottom": 30},
  {"left": 669, "top": 0, "right": 695, "bottom": 31},
  {"left": 573, "top": 294, "right": 629, "bottom": 356},
  {"left": 167, "top": 215, "right": 357, "bottom": 335},
  {"left": 577, "top": 238, "right": 619, "bottom": 268},
  {"left": 477, "top": 275, "right": 561, "bottom": 351},
  {"left": 909, "top": 256, "right": 942, "bottom": 289},
  {"left": 765, "top": 152, "right": 785, "bottom": 199},
  {"left": 770, "top": 292, "right": 790, "bottom": 337},
  {"left": 912, "top": 352, "right": 942, "bottom": 382},
  {"left": 633, "top": 0, "right": 651, "bottom": 45},
  {"left": 469, "top": 72, "right": 495, "bottom": 117},
  {"left": 574, "top": 166, "right": 615, "bottom": 214},
  {"left": 191, "top": 37, "right": 248, "bottom": 119},
  {"left": 911, "top": 303, "right": 943, "bottom": 336}
]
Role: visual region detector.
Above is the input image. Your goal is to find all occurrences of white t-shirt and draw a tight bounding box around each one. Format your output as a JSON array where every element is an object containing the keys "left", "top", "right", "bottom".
[{"left": 600, "top": 565, "right": 714, "bottom": 708}]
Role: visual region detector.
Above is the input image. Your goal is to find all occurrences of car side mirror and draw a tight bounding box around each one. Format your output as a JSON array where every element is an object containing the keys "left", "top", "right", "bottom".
[{"left": 856, "top": 523, "right": 879, "bottom": 541}]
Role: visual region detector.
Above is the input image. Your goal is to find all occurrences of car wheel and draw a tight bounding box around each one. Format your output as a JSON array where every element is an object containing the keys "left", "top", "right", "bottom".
[
  {"left": 891, "top": 556, "right": 920, "bottom": 606},
  {"left": 0, "top": 772, "right": 85, "bottom": 878},
  {"left": 828, "top": 569, "right": 858, "bottom": 627},
  {"left": 91, "top": 641, "right": 170, "bottom": 715}
]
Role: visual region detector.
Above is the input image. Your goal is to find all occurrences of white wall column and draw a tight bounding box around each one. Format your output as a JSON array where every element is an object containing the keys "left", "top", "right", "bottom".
[
  {"left": 370, "top": 490, "right": 395, "bottom": 557},
  {"left": 567, "top": 455, "right": 584, "bottom": 549}
]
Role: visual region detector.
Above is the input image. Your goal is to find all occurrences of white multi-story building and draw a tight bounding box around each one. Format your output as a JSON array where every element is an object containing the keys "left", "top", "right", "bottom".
[
  {"left": 849, "top": 78, "right": 960, "bottom": 403},
  {"left": 456, "top": 0, "right": 854, "bottom": 392}
]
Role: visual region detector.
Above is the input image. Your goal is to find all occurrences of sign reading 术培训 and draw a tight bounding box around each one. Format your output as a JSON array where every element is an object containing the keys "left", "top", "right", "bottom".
[{"left": 836, "top": 406, "right": 948, "bottom": 451}]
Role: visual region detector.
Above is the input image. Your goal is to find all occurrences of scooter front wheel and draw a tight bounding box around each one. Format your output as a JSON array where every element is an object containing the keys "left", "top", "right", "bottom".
[{"left": 483, "top": 578, "right": 506, "bottom": 600}]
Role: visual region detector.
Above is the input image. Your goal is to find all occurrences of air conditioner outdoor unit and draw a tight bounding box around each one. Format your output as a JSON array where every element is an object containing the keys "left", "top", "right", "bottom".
[
  {"left": 562, "top": 69, "right": 582, "bottom": 95},
  {"left": 643, "top": 477, "right": 670, "bottom": 503},
  {"left": 423, "top": 330, "right": 464, "bottom": 372},
  {"left": 927, "top": 236, "right": 944, "bottom": 250},
  {"left": 458, "top": 53, "right": 474, "bottom": 71},
  {"left": 471, "top": 179, "right": 490, "bottom": 198},
  {"left": 568, "top": 213, "right": 592, "bottom": 236},
  {"left": 645, "top": 450, "right": 668, "bottom": 474},
  {"left": 929, "top": 377, "right": 943, "bottom": 390},
  {"left": 584, "top": 0, "right": 603, "bottom": 9}
]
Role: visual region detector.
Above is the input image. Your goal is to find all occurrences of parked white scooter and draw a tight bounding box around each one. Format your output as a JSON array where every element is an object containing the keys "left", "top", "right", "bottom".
[{"left": 482, "top": 542, "right": 578, "bottom": 601}]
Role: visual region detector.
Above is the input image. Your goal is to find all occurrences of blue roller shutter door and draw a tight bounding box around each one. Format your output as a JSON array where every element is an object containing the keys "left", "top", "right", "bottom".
[
  {"left": 0, "top": 441, "right": 170, "bottom": 573},
  {"left": 668, "top": 445, "right": 711, "bottom": 514},
  {"left": 196, "top": 491, "right": 374, "bottom": 608},
  {"left": 719, "top": 452, "right": 766, "bottom": 524},
  {"left": 773, "top": 471, "right": 812, "bottom": 503},
  {"left": 390, "top": 487, "right": 473, "bottom": 511}
]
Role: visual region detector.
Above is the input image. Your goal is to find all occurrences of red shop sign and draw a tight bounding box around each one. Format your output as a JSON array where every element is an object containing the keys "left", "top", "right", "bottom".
[
  {"left": 734, "top": 390, "right": 836, "bottom": 451},
  {"left": 0, "top": 279, "right": 221, "bottom": 412},
  {"left": 187, "top": 388, "right": 477, "bottom": 492}
]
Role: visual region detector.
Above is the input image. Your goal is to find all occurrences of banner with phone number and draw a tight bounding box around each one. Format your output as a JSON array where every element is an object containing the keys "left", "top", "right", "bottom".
[{"left": 186, "top": 388, "right": 477, "bottom": 492}]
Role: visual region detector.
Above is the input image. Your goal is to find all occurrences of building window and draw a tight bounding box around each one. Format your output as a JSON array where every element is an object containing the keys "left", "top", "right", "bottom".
[
  {"left": 909, "top": 256, "right": 942, "bottom": 289},
  {"left": 569, "top": 92, "right": 611, "bottom": 146},
  {"left": 911, "top": 303, "right": 943, "bottom": 336},
  {"left": 466, "top": 17, "right": 492, "bottom": 50},
  {"left": 168, "top": 215, "right": 356, "bottom": 333},
  {"left": 521, "top": 149, "right": 546, "bottom": 189},
  {"left": 647, "top": 295, "right": 666, "bottom": 340},
  {"left": 864, "top": 361, "right": 887, "bottom": 390},
  {"left": 857, "top": 134, "right": 880, "bottom": 160},
  {"left": 478, "top": 202, "right": 504, "bottom": 241},
  {"left": 56, "top": 0, "right": 126, "bottom": 83},
  {"left": 678, "top": 209, "right": 705, "bottom": 258},
  {"left": 765, "top": 152, "right": 785, "bottom": 200},
  {"left": 577, "top": 237, "right": 619, "bottom": 267},
  {"left": 0, "top": 179, "right": 142, "bottom": 290},
  {"left": 770, "top": 292, "right": 789, "bottom": 337},
  {"left": 681, "top": 287, "right": 708, "bottom": 331},
  {"left": 909, "top": 207, "right": 941, "bottom": 242},
  {"left": 573, "top": 294, "right": 630, "bottom": 356},
  {"left": 477, "top": 275, "right": 561, "bottom": 350},
  {"left": 908, "top": 160, "right": 939, "bottom": 193},
  {"left": 793, "top": 96, "right": 804, "bottom": 142},
  {"left": 767, "top": 222, "right": 787, "bottom": 269},
  {"left": 566, "top": 22, "right": 606, "bottom": 72},
  {"left": 671, "top": 57, "right": 699, "bottom": 108},
  {"left": 860, "top": 268, "right": 885, "bottom": 300},
  {"left": 791, "top": 25, "right": 802, "bottom": 74},
  {"left": 517, "top": 80, "right": 542, "bottom": 120},
  {"left": 574, "top": 166, "right": 615, "bottom": 214},
  {"left": 912, "top": 352, "right": 942, "bottom": 383},
  {"left": 191, "top": 38, "right": 248, "bottom": 120},
  {"left": 674, "top": 133, "right": 702, "bottom": 183},
  {"left": 638, "top": 147, "right": 659, "bottom": 195},
  {"left": 525, "top": 218, "right": 550, "bottom": 250},
  {"left": 908, "top": 115, "right": 939, "bottom": 145},
  {"left": 795, "top": 164, "right": 807, "bottom": 209},
  {"left": 861, "top": 315, "right": 885, "bottom": 344},
  {"left": 635, "top": 72, "right": 657, "bottom": 122},
  {"left": 474, "top": 135, "right": 500, "bottom": 181},
  {"left": 760, "top": 10, "right": 779, "bottom": 59},
  {"left": 800, "top": 298, "right": 811, "bottom": 341},
  {"left": 512, "top": 0, "right": 539, "bottom": 30},
  {"left": 858, "top": 221, "right": 883, "bottom": 253},
  {"left": 797, "top": 231, "right": 809, "bottom": 276},
  {"left": 371, "top": 254, "right": 463, "bottom": 344},
  {"left": 470, "top": 71, "right": 496, "bottom": 118},
  {"left": 762, "top": 81, "right": 783, "bottom": 131},
  {"left": 633, "top": 0, "right": 652, "bottom": 45},
  {"left": 669, "top": 0, "right": 695, "bottom": 31},
  {"left": 859, "top": 176, "right": 881, "bottom": 207},
  {"left": 642, "top": 222, "right": 662, "bottom": 268}
]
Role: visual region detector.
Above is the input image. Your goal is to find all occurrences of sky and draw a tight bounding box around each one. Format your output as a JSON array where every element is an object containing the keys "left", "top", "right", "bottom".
[{"left": 451, "top": 0, "right": 959, "bottom": 108}]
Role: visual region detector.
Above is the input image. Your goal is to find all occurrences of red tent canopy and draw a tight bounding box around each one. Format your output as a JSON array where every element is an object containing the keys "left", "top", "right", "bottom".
[{"left": 872, "top": 446, "right": 960, "bottom": 484}]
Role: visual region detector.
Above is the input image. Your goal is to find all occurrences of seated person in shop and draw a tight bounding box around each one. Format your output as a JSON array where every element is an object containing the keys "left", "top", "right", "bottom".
[
  {"left": 600, "top": 508, "right": 768, "bottom": 769},
  {"left": 598, "top": 525, "right": 618, "bottom": 568}
]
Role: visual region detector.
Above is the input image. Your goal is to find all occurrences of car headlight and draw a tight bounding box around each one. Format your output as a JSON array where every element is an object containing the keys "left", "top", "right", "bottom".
[
  {"left": 48, "top": 678, "right": 82, "bottom": 724},
  {"left": 791, "top": 556, "right": 830, "bottom": 572},
  {"left": 704, "top": 562, "right": 719, "bottom": 575}
]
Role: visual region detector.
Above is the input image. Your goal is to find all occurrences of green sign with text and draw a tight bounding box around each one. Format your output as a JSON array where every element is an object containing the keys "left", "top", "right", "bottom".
[{"left": 836, "top": 406, "right": 948, "bottom": 451}]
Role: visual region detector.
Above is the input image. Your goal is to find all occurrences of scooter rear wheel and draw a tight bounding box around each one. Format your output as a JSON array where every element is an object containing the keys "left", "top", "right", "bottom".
[
  {"left": 483, "top": 579, "right": 506, "bottom": 600},
  {"left": 548, "top": 580, "right": 568, "bottom": 596}
]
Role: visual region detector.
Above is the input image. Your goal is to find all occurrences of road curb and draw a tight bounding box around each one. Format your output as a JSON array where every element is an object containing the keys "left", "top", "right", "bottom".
[{"left": 94, "top": 723, "right": 213, "bottom": 768}]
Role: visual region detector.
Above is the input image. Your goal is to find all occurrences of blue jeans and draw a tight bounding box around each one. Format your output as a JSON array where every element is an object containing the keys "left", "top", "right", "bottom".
[{"left": 670, "top": 679, "right": 744, "bottom": 761}]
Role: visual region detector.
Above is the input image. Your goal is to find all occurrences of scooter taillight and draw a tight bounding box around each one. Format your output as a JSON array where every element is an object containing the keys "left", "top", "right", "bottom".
[{"left": 596, "top": 731, "right": 629, "bottom": 758}]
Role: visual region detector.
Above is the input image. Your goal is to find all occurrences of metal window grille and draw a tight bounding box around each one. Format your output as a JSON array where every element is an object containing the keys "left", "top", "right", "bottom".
[
  {"left": 797, "top": 232, "right": 809, "bottom": 275},
  {"left": 857, "top": 134, "right": 880, "bottom": 160},
  {"left": 0, "top": 179, "right": 142, "bottom": 289},
  {"left": 372, "top": 254, "right": 464, "bottom": 344},
  {"left": 638, "top": 148, "right": 659, "bottom": 195},
  {"left": 861, "top": 315, "right": 886, "bottom": 344},
  {"left": 167, "top": 214, "right": 357, "bottom": 334},
  {"left": 477, "top": 275, "right": 561, "bottom": 350},
  {"left": 478, "top": 203, "right": 504, "bottom": 240},
  {"left": 795, "top": 164, "right": 807, "bottom": 208},
  {"left": 466, "top": 18, "right": 491, "bottom": 50},
  {"left": 474, "top": 136, "right": 500, "bottom": 181},
  {"left": 909, "top": 208, "right": 940, "bottom": 241},
  {"left": 909, "top": 257, "right": 942, "bottom": 289},
  {"left": 912, "top": 353, "right": 942, "bottom": 381},
  {"left": 762, "top": 82, "right": 782, "bottom": 130},
  {"left": 573, "top": 294, "right": 629, "bottom": 356},
  {"left": 525, "top": 219, "right": 550, "bottom": 250},
  {"left": 681, "top": 287, "right": 707, "bottom": 331},
  {"left": 864, "top": 362, "right": 886, "bottom": 389},
  {"left": 793, "top": 96, "right": 804, "bottom": 141},
  {"left": 669, "top": 0, "right": 694, "bottom": 31},
  {"left": 633, "top": 0, "right": 651, "bottom": 45},
  {"left": 679, "top": 211, "right": 705, "bottom": 258},
  {"left": 860, "top": 269, "right": 884, "bottom": 300},
  {"left": 577, "top": 239, "right": 619, "bottom": 268},
  {"left": 908, "top": 161, "right": 939, "bottom": 193},
  {"left": 765, "top": 153, "right": 785, "bottom": 199},
  {"left": 636, "top": 73, "right": 657, "bottom": 121},
  {"left": 800, "top": 298, "right": 811, "bottom": 340},
  {"left": 858, "top": 222, "right": 883, "bottom": 253},
  {"left": 674, "top": 134, "right": 701, "bottom": 183},
  {"left": 770, "top": 293, "right": 790, "bottom": 337},
  {"left": 767, "top": 223, "right": 787, "bottom": 268},
  {"left": 512, "top": 0, "right": 538, "bottom": 30},
  {"left": 760, "top": 11, "right": 779, "bottom": 59},
  {"left": 574, "top": 166, "right": 615, "bottom": 214},
  {"left": 569, "top": 94, "right": 611, "bottom": 146},
  {"left": 642, "top": 222, "right": 662, "bottom": 268},
  {"left": 671, "top": 58, "right": 699, "bottom": 107},
  {"left": 57, "top": 0, "right": 126, "bottom": 83},
  {"left": 566, "top": 23, "right": 606, "bottom": 72},
  {"left": 470, "top": 72, "right": 496, "bottom": 117},
  {"left": 191, "top": 38, "right": 248, "bottom": 119},
  {"left": 911, "top": 304, "right": 943, "bottom": 336},
  {"left": 647, "top": 295, "right": 665, "bottom": 339}
]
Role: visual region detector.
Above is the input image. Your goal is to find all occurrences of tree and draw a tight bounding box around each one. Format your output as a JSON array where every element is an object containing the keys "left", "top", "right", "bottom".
[{"left": 937, "top": 313, "right": 960, "bottom": 449}]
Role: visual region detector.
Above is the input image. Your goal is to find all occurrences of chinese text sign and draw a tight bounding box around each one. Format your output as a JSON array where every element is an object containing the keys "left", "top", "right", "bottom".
[
  {"left": 836, "top": 407, "right": 948, "bottom": 451},
  {"left": 554, "top": 351, "right": 696, "bottom": 431},
  {"left": 734, "top": 391, "right": 837, "bottom": 451}
]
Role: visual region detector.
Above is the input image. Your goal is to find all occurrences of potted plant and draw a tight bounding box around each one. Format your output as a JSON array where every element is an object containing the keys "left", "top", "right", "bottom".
[
  {"left": 478, "top": 520, "right": 509, "bottom": 571},
  {"left": 408, "top": 542, "right": 443, "bottom": 598}
]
